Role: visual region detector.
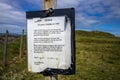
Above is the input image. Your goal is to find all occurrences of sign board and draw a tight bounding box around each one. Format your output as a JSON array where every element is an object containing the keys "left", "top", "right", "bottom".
[{"left": 26, "top": 8, "right": 75, "bottom": 75}]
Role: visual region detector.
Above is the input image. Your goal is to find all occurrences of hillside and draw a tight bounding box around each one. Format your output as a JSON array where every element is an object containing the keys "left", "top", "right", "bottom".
[
  {"left": 76, "top": 30, "right": 116, "bottom": 38},
  {"left": 0, "top": 30, "right": 120, "bottom": 80}
]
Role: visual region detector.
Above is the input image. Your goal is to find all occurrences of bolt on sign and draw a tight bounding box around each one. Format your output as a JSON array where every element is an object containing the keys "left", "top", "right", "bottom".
[{"left": 26, "top": 8, "right": 75, "bottom": 75}]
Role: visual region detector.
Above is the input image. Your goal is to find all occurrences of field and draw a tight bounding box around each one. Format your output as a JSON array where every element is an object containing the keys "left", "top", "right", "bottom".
[{"left": 0, "top": 30, "right": 120, "bottom": 80}]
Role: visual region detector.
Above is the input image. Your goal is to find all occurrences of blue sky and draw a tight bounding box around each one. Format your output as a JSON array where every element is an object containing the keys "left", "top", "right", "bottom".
[{"left": 0, "top": 0, "right": 120, "bottom": 36}]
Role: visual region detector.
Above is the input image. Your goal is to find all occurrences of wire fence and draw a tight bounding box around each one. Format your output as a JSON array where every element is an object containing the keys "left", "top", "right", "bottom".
[{"left": 1, "top": 29, "right": 26, "bottom": 66}]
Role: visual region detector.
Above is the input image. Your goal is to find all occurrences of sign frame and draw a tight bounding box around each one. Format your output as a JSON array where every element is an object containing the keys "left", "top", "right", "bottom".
[{"left": 26, "top": 8, "right": 75, "bottom": 76}]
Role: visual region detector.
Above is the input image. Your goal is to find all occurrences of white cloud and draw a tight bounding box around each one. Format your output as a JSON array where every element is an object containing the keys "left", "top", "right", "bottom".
[
  {"left": 76, "top": 14, "right": 99, "bottom": 27},
  {"left": 0, "top": 0, "right": 120, "bottom": 34},
  {"left": 73, "top": 0, "right": 120, "bottom": 27},
  {"left": 57, "top": 0, "right": 82, "bottom": 8},
  {"left": 0, "top": 1, "right": 26, "bottom": 33},
  {"left": 0, "top": 2, "right": 12, "bottom": 10}
]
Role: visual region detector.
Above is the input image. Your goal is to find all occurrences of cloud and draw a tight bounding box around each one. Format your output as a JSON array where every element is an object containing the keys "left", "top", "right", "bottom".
[
  {"left": 0, "top": 0, "right": 43, "bottom": 33},
  {"left": 0, "top": 24, "right": 24, "bottom": 33},
  {"left": 0, "top": 0, "right": 120, "bottom": 35},
  {"left": 25, "top": 0, "right": 42, "bottom": 6},
  {"left": 57, "top": 0, "right": 81, "bottom": 8},
  {"left": 0, "top": 1, "right": 26, "bottom": 33},
  {"left": 24, "top": 0, "right": 42, "bottom": 10},
  {"left": 76, "top": 14, "right": 99, "bottom": 27},
  {"left": 71, "top": 0, "right": 120, "bottom": 27}
]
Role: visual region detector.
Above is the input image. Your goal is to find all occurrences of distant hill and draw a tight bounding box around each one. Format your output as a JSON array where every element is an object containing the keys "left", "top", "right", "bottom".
[
  {"left": 0, "top": 33, "right": 5, "bottom": 37},
  {"left": 0, "top": 33, "right": 20, "bottom": 44},
  {"left": 76, "top": 30, "right": 116, "bottom": 38},
  {"left": 0, "top": 30, "right": 116, "bottom": 38},
  {"left": 0, "top": 33, "right": 20, "bottom": 37}
]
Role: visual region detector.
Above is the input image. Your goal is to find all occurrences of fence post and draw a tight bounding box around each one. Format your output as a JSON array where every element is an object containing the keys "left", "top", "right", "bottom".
[
  {"left": 3, "top": 30, "right": 9, "bottom": 66},
  {"left": 43, "top": 0, "right": 58, "bottom": 80},
  {"left": 19, "top": 29, "right": 24, "bottom": 58}
]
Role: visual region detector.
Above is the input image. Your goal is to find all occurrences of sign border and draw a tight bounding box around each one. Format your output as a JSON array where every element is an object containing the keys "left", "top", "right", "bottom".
[{"left": 26, "top": 8, "right": 75, "bottom": 75}]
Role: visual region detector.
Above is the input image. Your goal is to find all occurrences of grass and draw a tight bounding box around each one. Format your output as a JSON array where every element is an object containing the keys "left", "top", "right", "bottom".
[
  {"left": 75, "top": 36, "right": 120, "bottom": 80},
  {"left": 0, "top": 44, "right": 3, "bottom": 61},
  {"left": 0, "top": 31, "right": 120, "bottom": 80}
]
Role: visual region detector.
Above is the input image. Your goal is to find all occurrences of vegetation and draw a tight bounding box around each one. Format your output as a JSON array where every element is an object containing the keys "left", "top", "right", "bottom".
[{"left": 0, "top": 30, "right": 120, "bottom": 80}]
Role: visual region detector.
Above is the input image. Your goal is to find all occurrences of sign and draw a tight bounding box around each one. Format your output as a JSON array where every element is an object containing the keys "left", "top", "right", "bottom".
[{"left": 26, "top": 8, "right": 75, "bottom": 75}]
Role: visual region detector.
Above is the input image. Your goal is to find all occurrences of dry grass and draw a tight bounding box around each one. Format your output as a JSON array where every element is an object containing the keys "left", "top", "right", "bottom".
[{"left": 0, "top": 31, "right": 120, "bottom": 80}]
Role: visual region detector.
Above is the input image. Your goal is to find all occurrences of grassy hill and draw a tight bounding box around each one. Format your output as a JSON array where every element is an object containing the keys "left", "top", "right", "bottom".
[
  {"left": 76, "top": 30, "right": 116, "bottom": 38},
  {"left": 0, "top": 30, "right": 120, "bottom": 80},
  {"left": 75, "top": 30, "right": 120, "bottom": 80}
]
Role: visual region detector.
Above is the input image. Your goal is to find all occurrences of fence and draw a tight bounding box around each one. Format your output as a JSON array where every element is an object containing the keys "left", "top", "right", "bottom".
[{"left": 1, "top": 29, "right": 26, "bottom": 66}]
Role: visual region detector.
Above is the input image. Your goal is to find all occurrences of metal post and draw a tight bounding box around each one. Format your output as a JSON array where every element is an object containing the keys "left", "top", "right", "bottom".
[
  {"left": 43, "top": 0, "right": 58, "bottom": 80},
  {"left": 3, "top": 30, "right": 8, "bottom": 66},
  {"left": 19, "top": 29, "right": 24, "bottom": 58}
]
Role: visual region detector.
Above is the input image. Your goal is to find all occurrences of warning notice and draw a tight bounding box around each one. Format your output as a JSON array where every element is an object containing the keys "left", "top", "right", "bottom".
[{"left": 27, "top": 16, "right": 71, "bottom": 72}]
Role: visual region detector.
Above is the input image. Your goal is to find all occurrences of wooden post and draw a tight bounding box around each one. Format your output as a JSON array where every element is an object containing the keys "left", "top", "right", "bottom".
[
  {"left": 43, "top": 0, "right": 58, "bottom": 80},
  {"left": 45, "top": 75, "right": 58, "bottom": 80},
  {"left": 19, "top": 29, "right": 24, "bottom": 58},
  {"left": 3, "top": 30, "right": 9, "bottom": 66},
  {"left": 43, "top": 0, "right": 57, "bottom": 10}
]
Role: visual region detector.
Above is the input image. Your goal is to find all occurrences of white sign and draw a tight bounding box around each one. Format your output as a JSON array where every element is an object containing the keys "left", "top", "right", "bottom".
[{"left": 27, "top": 16, "right": 71, "bottom": 72}]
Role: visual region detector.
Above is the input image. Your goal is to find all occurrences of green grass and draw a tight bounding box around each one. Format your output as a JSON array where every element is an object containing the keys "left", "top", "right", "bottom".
[
  {"left": 0, "top": 31, "right": 120, "bottom": 80},
  {"left": 75, "top": 36, "right": 120, "bottom": 80}
]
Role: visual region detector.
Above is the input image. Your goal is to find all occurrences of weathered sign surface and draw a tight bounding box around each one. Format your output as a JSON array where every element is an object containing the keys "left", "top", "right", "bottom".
[
  {"left": 27, "top": 16, "right": 71, "bottom": 72},
  {"left": 26, "top": 8, "right": 75, "bottom": 75}
]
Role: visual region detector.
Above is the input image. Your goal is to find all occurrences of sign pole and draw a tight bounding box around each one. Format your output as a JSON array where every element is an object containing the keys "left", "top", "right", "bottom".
[
  {"left": 45, "top": 75, "right": 58, "bottom": 80},
  {"left": 43, "top": 0, "right": 57, "bottom": 10},
  {"left": 43, "top": 0, "right": 58, "bottom": 80}
]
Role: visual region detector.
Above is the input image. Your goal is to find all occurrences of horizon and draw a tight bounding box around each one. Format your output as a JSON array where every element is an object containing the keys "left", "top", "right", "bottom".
[
  {"left": 0, "top": 0, "right": 120, "bottom": 36},
  {"left": 1, "top": 30, "right": 119, "bottom": 37}
]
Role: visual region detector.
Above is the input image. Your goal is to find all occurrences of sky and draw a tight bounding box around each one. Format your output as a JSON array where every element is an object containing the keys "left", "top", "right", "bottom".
[{"left": 0, "top": 0, "right": 120, "bottom": 36}]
